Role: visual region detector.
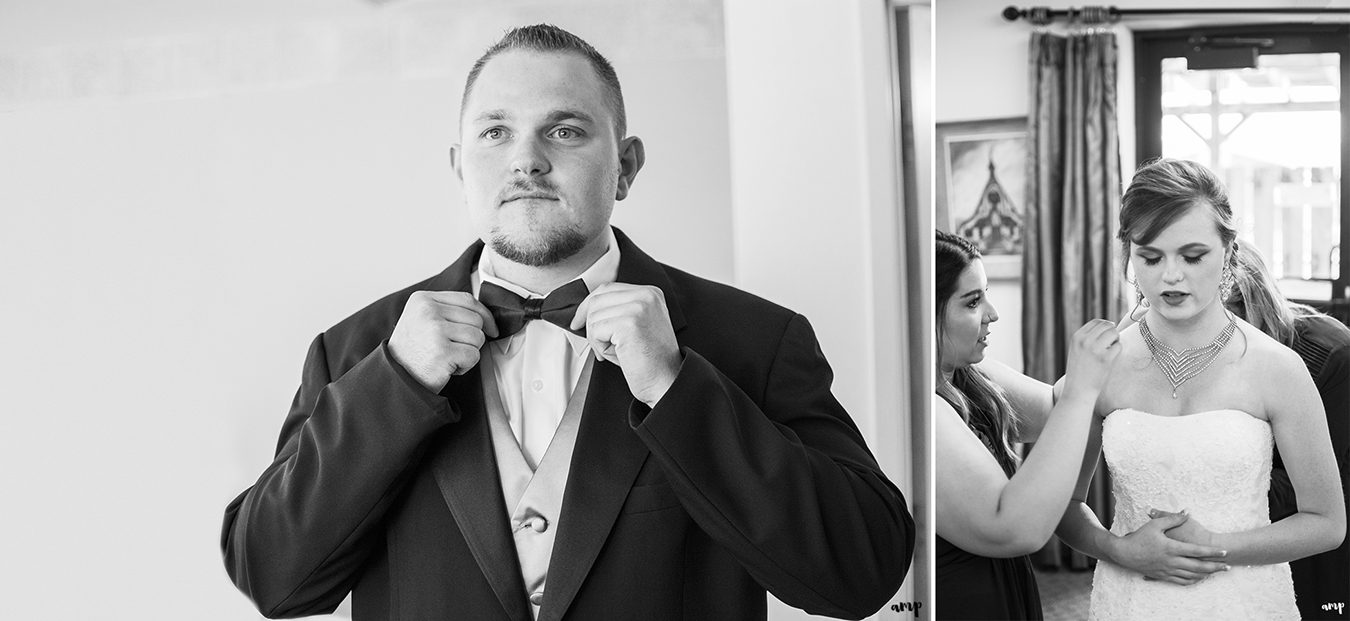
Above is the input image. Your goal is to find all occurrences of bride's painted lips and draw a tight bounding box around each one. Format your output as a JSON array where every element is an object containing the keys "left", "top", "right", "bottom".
[
  {"left": 1160, "top": 290, "right": 1189, "bottom": 306},
  {"left": 977, "top": 331, "right": 990, "bottom": 346}
]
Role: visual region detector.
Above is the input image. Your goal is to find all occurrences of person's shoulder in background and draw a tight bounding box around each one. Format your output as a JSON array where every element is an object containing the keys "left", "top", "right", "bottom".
[{"left": 1294, "top": 313, "right": 1350, "bottom": 379}]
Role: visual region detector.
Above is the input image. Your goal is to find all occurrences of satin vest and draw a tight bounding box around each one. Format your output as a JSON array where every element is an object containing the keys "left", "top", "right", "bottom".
[{"left": 480, "top": 351, "right": 594, "bottom": 620}]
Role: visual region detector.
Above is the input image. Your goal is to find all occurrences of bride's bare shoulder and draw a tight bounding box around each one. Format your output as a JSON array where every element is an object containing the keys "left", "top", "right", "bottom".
[
  {"left": 1233, "top": 317, "right": 1308, "bottom": 381},
  {"left": 1235, "top": 317, "right": 1290, "bottom": 356}
]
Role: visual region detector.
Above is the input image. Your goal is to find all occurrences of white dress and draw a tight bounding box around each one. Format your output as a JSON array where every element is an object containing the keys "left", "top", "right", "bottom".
[{"left": 1088, "top": 409, "right": 1298, "bottom": 621}]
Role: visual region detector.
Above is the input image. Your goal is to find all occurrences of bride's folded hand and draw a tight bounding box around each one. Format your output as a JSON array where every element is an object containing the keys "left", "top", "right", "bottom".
[
  {"left": 1107, "top": 509, "right": 1230, "bottom": 586},
  {"left": 1153, "top": 508, "right": 1220, "bottom": 551}
]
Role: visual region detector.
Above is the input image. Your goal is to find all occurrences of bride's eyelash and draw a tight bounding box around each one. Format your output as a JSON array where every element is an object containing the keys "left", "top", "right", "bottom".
[{"left": 1139, "top": 253, "right": 1207, "bottom": 266}]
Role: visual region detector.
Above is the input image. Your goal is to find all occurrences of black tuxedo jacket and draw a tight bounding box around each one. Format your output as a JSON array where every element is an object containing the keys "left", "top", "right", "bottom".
[{"left": 222, "top": 229, "right": 913, "bottom": 620}]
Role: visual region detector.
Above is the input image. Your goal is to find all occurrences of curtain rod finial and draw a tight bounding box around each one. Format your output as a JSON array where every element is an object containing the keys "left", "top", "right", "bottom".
[{"left": 1002, "top": 6, "right": 1023, "bottom": 21}]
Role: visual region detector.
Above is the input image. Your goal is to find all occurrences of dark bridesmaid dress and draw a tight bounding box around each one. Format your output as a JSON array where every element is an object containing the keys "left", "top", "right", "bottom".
[
  {"left": 936, "top": 534, "right": 1042, "bottom": 620},
  {"left": 936, "top": 393, "right": 1043, "bottom": 620}
]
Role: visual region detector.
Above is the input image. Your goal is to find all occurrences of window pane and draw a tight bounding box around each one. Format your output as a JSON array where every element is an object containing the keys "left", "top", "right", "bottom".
[{"left": 1160, "top": 52, "right": 1341, "bottom": 283}]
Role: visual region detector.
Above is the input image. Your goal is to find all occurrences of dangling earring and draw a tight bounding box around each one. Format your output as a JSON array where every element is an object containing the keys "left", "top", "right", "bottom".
[
  {"left": 1134, "top": 282, "right": 1150, "bottom": 308},
  {"left": 1219, "top": 266, "right": 1235, "bottom": 305}
]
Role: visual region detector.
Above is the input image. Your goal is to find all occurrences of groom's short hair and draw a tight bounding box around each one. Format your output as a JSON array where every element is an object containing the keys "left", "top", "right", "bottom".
[{"left": 459, "top": 24, "right": 628, "bottom": 139}]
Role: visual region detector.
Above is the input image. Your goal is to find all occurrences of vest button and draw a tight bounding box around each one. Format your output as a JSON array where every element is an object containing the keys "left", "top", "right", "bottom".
[
  {"left": 515, "top": 516, "right": 549, "bottom": 533},
  {"left": 529, "top": 591, "right": 544, "bottom": 606}
]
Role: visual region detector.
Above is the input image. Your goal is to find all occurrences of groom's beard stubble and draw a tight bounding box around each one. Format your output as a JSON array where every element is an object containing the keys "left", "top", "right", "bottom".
[
  {"left": 490, "top": 225, "right": 588, "bottom": 268},
  {"left": 490, "top": 179, "right": 586, "bottom": 267}
]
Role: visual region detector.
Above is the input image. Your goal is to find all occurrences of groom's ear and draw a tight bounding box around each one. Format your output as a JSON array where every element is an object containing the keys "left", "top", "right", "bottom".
[{"left": 449, "top": 144, "right": 464, "bottom": 182}]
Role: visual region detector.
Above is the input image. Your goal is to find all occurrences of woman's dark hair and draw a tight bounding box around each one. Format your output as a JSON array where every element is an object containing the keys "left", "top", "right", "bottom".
[{"left": 936, "top": 230, "right": 1020, "bottom": 476}]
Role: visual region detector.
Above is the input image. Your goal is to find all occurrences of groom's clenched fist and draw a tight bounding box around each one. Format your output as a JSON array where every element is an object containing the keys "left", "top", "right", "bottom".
[
  {"left": 571, "top": 283, "right": 681, "bottom": 408},
  {"left": 388, "top": 291, "right": 499, "bottom": 392}
]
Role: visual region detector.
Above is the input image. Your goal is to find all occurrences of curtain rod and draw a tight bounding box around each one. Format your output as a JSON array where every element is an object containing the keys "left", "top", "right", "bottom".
[{"left": 1002, "top": 5, "right": 1350, "bottom": 25}]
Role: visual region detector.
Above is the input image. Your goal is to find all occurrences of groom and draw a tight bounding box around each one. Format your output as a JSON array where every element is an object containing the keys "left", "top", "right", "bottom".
[{"left": 221, "top": 24, "right": 913, "bottom": 620}]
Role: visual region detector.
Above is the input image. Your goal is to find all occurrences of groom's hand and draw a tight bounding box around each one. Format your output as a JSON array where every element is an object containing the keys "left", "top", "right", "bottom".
[
  {"left": 1108, "top": 510, "right": 1230, "bottom": 585},
  {"left": 389, "top": 291, "right": 498, "bottom": 392},
  {"left": 572, "top": 283, "right": 681, "bottom": 408}
]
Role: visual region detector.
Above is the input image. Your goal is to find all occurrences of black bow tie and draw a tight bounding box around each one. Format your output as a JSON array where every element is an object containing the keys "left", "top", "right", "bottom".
[{"left": 479, "top": 279, "right": 589, "bottom": 340}]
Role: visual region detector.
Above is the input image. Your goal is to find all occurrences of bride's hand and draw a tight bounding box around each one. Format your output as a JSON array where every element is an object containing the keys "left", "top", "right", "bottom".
[
  {"left": 1107, "top": 510, "right": 1230, "bottom": 585},
  {"left": 1152, "top": 508, "right": 1218, "bottom": 549}
]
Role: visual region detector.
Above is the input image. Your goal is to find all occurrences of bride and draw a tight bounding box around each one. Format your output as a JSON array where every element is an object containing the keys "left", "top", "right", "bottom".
[{"left": 1055, "top": 159, "right": 1345, "bottom": 620}]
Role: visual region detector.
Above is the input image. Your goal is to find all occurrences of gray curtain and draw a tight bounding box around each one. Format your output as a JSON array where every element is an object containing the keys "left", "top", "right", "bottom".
[{"left": 1023, "top": 29, "right": 1123, "bottom": 570}]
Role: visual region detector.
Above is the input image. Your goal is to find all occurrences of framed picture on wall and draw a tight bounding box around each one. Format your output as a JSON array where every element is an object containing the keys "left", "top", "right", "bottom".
[{"left": 935, "top": 117, "right": 1027, "bottom": 280}]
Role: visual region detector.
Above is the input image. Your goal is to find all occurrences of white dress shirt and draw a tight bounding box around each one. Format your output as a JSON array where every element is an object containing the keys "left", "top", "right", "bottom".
[{"left": 470, "top": 229, "right": 620, "bottom": 470}]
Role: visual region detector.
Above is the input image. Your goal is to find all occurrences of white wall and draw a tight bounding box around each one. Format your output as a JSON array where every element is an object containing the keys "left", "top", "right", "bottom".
[
  {"left": 724, "top": 0, "right": 923, "bottom": 618},
  {"left": 0, "top": 2, "right": 731, "bottom": 619},
  {"left": 932, "top": 0, "right": 1027, "bottom": 370},
  {"left": 933, "top": 0, "right": 1033, "bottom": 123}
]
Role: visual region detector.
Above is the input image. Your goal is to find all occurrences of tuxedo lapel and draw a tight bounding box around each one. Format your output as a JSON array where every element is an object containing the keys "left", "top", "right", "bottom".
[
  {"left": 538, "top": 359, "right": 651, "bottom": 621},
  {"left": 423, "top": 241, "right": 531, "bottom": 621},
  {"left": 612, "top": 227, "right": 687, "bottom": 333},
  {"left": 428, "top": 368, "right": 532, "bottom": 621},
  {"left": 425, "top": 237, "right": 484, "bottom": 293},
  {"left": 537, "top": 227, "right": 689, "bottom": 621}
]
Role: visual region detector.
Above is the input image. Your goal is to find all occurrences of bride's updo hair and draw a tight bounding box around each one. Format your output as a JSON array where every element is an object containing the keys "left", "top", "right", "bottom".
[
  {"left": 1118, "top": 158, "right": 1239, "bottom": 277},
  {"left": 936, "top": 230, "right": 1021, "bottom": 476}
]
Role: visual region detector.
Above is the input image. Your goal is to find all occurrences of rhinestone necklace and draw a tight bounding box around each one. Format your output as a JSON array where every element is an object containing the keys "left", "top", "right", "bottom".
[{"left": 1139, "top": 314, "right": 1237, "bottom": 399}]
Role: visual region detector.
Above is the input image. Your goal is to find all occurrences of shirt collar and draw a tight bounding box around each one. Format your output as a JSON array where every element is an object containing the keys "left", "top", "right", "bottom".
[{"left": 471, "top": 228, "right": 621, "bottom": 356}]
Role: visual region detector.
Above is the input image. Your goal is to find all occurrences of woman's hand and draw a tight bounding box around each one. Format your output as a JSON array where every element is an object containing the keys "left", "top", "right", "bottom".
[{"left": 1061, "top": 319, "right": 1122, "bottom": 402}]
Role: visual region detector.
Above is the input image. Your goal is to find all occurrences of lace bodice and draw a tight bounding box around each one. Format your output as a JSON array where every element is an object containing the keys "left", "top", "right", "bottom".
[
  {"left": 1103, "top": 409, "right": 1273, "bottom": 534},
  {"left": 1088, "top": 409, "right": 1297, "bottom": 621}
]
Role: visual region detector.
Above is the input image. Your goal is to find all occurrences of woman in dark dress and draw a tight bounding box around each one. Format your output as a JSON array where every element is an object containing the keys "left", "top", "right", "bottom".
[
  {"left": 1228, "top": 243, "right": 1350, "bottom": 620},
  {"left": 935, "top": 231, "right": 1120, "bottom": 620}
]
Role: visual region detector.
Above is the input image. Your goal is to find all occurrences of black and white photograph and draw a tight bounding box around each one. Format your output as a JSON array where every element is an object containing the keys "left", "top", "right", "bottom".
[{"left": 8, "top": 1, "right": 1347, "bottom": 620}]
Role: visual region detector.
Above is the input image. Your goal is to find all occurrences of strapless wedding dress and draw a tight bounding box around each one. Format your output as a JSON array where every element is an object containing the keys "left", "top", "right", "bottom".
[{"left": 1088, "top": 409, "right": 1298, "bottom": 621}]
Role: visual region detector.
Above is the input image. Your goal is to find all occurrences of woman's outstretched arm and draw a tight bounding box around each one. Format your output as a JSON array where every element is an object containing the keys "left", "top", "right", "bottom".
[{"left": 937, "top": 320, "right": 1118, "bottom": 557}]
